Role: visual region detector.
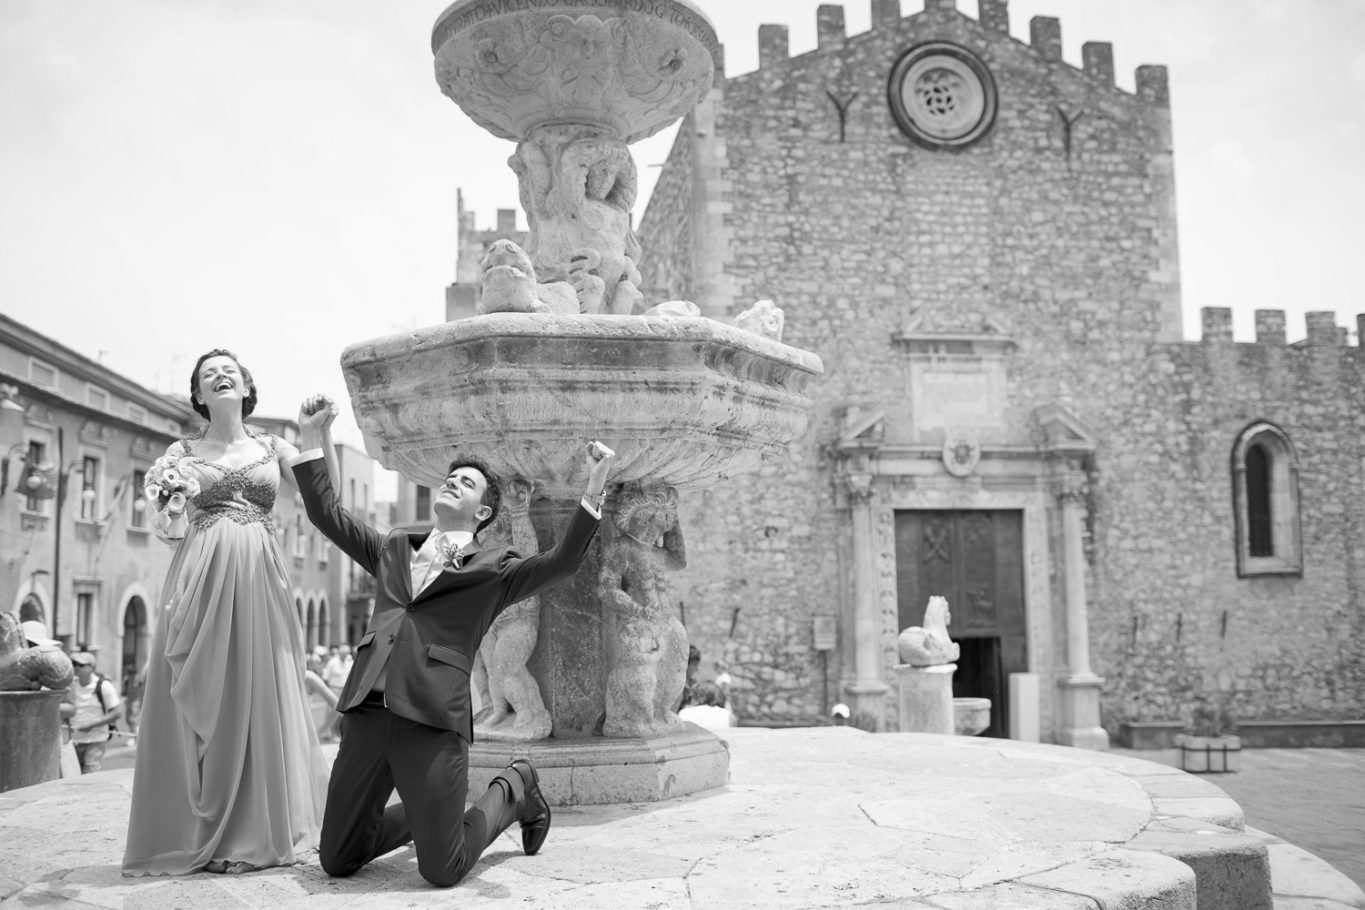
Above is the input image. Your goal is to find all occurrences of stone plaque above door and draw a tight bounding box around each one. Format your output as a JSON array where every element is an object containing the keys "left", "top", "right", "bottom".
[{"left": 894, "top": 326, "right": 1014, "bottom": 436}]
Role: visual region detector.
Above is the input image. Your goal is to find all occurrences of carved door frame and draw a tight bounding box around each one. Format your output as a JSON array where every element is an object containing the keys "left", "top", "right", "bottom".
[{"left": 894, "top": 509, "right": 1027, "bottom": 737}]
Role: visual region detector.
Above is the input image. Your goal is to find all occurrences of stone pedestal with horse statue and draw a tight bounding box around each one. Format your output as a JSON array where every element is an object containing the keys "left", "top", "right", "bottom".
[{"left": 893, "top": 597, "right": 991, "bottom": 736}]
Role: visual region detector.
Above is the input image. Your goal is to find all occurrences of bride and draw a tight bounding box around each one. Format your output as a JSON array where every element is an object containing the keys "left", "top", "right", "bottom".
[{"left": 123, "top": 349, "right": 329, "bottom": 876}]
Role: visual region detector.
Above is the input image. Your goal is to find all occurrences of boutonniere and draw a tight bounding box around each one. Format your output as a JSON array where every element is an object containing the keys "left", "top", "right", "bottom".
[{"left": 436, "top": 538, "right": 469, "bottom": 570}]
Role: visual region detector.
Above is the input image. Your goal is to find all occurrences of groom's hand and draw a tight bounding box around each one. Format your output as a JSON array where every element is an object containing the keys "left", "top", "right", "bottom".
[
  {"left": 584, "top": 441, "right": 616, "bottom": 497},
  {"left": 299, "top": 394, "right": 338, "bottom": 431}
]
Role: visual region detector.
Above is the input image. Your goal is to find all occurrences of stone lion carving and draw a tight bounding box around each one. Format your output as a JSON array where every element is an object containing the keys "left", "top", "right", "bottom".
[
  {"left": 0, "top": 612, "right": 73, "bottom": 691},
  {"left": 477, "top": 239, "right": 578, "bottom": 315},
  {"left": 598, "top": 483, "right": 688, "bottom": 738},
  {"left": 897, "top": 596, "right": 960, "bottom": 667},
  {"left": 735, "top": 299, "right": 785, "bottom": 341},
  {"left": 471, "top": 479, "right": 552, "bottom": 742}
]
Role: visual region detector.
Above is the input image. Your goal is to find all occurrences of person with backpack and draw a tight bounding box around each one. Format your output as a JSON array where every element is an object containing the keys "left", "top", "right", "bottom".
[{"left": 65, "top": 651, "right": 123, "bottom": 773}]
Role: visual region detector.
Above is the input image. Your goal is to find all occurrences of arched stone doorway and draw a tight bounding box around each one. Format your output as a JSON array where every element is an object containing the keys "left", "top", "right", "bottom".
[
  {"left": 318, "top": 597, "right": 330, "bottom": 648},
  {"left": 305, "top": 597, "right": 318, "bottom": 652},
  {"left": 121, "top": 596, "right": 148, "bottom": 685},
  {"left": 19, "top": 593, "right": 45, "bottom": 625}
]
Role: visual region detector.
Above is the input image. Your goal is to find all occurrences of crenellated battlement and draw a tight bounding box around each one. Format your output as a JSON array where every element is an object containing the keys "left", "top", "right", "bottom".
[
  {"left": 757, "top": 22, "right": 788, "bottom": 70},
  {"left": 1082, "top": 41, "right": 1114, "bottom": 86},
  {"left": 1199, "top": 307, "right": 1362, "bottom": 348},
  {"left": 747, "top": 0, "right": 1164, "bottom": 104},
  {"left": 816, "top": 4, "right": 844, "bottom": 49},
  {"left": 1029, "top": 15, "right": 1062, "bottom": 61}
]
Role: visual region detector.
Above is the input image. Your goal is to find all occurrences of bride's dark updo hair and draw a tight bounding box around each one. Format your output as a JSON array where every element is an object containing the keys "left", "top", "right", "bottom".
[{"left": 188, "top": 349, "right": 259, "bottom": 421}]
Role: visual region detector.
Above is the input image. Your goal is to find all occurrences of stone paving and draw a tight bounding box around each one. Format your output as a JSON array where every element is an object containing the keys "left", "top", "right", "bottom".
[
  {"left": 2, "top": 729, "right": 1362, "bottom": 909},
  {"left": 1112, "top": 747, "right": 1365, "bottom": 892}
]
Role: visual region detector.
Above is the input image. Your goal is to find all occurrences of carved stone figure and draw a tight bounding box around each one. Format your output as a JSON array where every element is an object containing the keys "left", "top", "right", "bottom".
[
  {"left": 643, "top": 300, "right": 701, "bottom": 318},
  {"left": 897, "top": 596, "right": 961, "bottom": 667},
  {"left": 599, "top": 483, "right": 688, "bottom": 738},
  {"left": 477, "top": 239, "right": 578, "bottom": 315},
  {"left": 471, "top": 479, "right": 552, "bottom": 742},
  {"left": 510, "top": 123, "right": 645, "bottom": 315},
  {"left": 735, "top": 299, "right": 785, "bottom": 341},
  {"left": 0, "top": 612, "right": 73, "bottom": 691}
]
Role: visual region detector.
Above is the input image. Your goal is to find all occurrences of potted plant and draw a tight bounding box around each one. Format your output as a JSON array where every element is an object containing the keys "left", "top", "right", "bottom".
[{"left": 1175, "top": 696, "right": 1241, "bottom": 773}]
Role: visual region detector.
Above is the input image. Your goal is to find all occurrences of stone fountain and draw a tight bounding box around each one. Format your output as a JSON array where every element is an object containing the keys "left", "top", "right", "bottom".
[{"left": 339, "top": 0, "right": 822, "bottom": 804}]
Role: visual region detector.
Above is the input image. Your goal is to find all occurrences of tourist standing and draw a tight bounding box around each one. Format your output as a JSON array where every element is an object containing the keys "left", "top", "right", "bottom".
[{"left": 64, "top": 652, "right": 122, "bottom": 773}]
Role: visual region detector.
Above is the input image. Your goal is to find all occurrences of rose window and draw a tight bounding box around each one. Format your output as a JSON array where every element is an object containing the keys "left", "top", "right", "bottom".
[{"left": 888, "top": 43, "right": 997, "bottom": 149}]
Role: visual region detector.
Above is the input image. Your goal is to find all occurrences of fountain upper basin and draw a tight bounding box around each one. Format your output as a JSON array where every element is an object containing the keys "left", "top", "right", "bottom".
[
  {"left": 432, "top": 0, "right": 720, "bottom": 143},
  {"left": 341, "top": 314, "right": 823, "bottom": 498}
]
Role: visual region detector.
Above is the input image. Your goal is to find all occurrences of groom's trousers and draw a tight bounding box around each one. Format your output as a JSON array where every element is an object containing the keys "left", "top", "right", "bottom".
[{"left": 318, "top": 699, "right": 525, "bottom": 887}]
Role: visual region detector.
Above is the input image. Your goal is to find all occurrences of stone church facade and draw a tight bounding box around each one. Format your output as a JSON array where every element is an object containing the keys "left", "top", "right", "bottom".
[{"left": 632, "top": 0, "right": 1365, "bottom": 743}]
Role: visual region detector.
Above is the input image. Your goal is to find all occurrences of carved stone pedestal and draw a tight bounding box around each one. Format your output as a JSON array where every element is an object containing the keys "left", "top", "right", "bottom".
[
  {"left": 0, "top": 690, "right": 64, "bottom": 793},
  {"left": 894, "top": 663, "right": 956, "bottom": 735},
  {"left": 467, "top": 726, "right": 729, "bottom": 806}
]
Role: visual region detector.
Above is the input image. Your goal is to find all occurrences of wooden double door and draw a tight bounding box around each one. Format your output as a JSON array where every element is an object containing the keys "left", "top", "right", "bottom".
[{"left": 895, "top": 510, "right": 1027, "bottom": 737}]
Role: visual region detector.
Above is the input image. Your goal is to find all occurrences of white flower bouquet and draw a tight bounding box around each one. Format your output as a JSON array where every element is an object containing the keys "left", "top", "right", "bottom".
[{"left": 144, "top": 455, "right": 200, "bottom": 517}]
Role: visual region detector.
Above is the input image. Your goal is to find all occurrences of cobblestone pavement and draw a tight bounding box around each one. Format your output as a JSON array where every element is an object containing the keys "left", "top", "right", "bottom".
[{"left": 1113, "top": 747, "right": 1365, "bottom": 890}]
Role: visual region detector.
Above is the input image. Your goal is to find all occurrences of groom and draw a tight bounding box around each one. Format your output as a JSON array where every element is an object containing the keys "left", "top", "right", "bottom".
[{"left": 291, "top": 394, "right": 614, "bottom": 887}]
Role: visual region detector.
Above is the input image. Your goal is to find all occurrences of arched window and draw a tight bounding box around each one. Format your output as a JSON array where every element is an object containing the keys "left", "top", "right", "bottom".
[{"left": 1232, "top": 422, "right": 1302, "bottom": 576}]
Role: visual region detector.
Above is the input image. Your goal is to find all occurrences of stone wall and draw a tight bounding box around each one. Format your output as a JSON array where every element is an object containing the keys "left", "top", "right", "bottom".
[
  {"left": 1096, "top": 317, "right": 1365, "bottom": 726},
  {"left": 636, "top": 112, "right": 697, "bottom": 305},
  {"left": 637, "top": 2, "right": 1364, "bottom": 734}
]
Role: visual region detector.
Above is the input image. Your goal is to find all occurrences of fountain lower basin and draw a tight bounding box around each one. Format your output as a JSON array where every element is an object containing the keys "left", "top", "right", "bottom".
[{"left": 341, "top": 313, "right": 823, "bottom": 498}]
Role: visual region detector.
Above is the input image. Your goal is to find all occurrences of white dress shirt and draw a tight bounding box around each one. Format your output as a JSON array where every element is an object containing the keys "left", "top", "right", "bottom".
[{"left": 411, "top": 529, "right": 473, "bottom": 595}]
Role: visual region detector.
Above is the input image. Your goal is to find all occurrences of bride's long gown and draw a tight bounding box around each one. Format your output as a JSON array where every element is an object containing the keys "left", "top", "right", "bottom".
[{"left": 123, "top": 435, "right": 328, "bottom": 875}]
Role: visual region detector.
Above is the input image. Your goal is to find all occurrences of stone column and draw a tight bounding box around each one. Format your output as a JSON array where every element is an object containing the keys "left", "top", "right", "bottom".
[
  {"left": 527, "top": 497, "right": 609, "bottom": 739},
  {"left": 1054, "top": 471, "right": 1109, "bottom": 749},
  {"left": 843, "top": 473, "right": 890, "bottom": 728}
]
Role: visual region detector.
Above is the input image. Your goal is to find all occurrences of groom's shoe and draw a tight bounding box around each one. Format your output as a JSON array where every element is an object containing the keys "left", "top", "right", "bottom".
[{"left": 508, "top": 759, "right": 550, "bottom": 856}]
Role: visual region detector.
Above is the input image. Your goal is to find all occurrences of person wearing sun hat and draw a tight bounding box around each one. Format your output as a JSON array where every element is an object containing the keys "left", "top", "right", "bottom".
[
  {"left": 21, "top": 620, "right": 59, "bottom": 649},
  {"left": 65, "top": 652, "right": 122, "bottom": 773}
]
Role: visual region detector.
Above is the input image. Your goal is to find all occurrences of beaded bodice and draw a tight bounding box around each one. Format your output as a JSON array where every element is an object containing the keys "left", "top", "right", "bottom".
[{"left": 179, "top": 435, "right": 279, "bottom": 533}]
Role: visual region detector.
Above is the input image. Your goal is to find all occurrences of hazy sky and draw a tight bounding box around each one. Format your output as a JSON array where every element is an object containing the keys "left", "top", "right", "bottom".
[{"left": 2, "top": 0, "right": 1362, "bottom": 469}]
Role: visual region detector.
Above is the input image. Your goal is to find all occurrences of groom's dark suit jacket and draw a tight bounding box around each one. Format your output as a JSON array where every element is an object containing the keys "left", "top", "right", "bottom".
[{"left": 294, "top": 457, "right": 598, "bottom": 741}]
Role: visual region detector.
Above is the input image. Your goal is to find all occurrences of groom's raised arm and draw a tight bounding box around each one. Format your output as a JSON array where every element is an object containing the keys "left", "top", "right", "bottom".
[
  {"left": 499, "top": 441, "right": 615, "bottom": 606},
  {"left": 291, "top": 394, "right": 383, "bottom": 576}
]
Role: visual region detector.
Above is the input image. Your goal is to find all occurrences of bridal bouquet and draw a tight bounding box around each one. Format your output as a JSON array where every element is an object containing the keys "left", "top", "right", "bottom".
[{"left": 144, "top": 455, "right": 200, "bottom": 516}]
